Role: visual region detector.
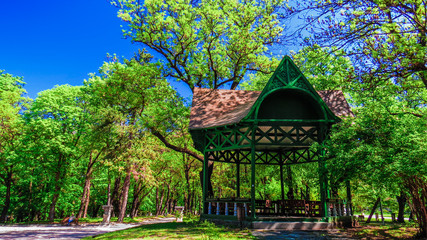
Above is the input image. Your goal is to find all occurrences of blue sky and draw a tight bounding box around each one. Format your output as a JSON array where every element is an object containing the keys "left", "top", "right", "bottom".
[{"left": 0, "top": 0, "right": 192, "bottom": 99}]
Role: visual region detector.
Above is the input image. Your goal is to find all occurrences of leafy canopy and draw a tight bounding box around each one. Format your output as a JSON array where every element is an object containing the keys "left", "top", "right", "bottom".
[{"left": 112, "top": 0, "right": 284, "bottom": 90}]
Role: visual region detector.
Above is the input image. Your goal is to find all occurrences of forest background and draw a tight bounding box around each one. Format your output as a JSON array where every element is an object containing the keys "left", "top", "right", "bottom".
[{"left": 1, "top": 0, "right": 426, "bottom": 237}]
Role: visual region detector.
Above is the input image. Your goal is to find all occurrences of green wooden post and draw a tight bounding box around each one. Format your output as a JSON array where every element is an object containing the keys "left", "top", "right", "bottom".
[
  {"left": 318, "top": 149, "right": 328, "bottom": 218},
  {"left": 202, "top": 152, "right": 208, "bottom": 214},
  {"left": 236, "top": 162, "right": 240, "bottom": 198},
  {"left": 250, "top": 126, "right": 256, "bottom": 219},
  {"left": 280, "top": 163, "right": 285, "bottom": 202}
]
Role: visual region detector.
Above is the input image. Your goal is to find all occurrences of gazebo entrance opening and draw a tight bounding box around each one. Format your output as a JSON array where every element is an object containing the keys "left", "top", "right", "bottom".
[
  {"left": 189, "top": 56, "right": 354, "bottom": 221},
  {"left": 207, "top": 162, "right": 324, "bottom": 219}
]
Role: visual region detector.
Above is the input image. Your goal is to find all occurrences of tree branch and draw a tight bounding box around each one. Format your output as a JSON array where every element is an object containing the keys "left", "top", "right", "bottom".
[{"left": 150, "top": 129, "right": 203, "bottom": 162}]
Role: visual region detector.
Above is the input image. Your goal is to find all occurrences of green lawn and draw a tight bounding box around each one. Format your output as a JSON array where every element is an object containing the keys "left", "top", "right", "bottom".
[
  {"left": 84, "top": 218, "right": 255, "bottom": 240},
  {"left": 81, "top": 216, "right": 420, "bottom": 240},
  {"left": 346, "top": 222, "right": 420, "bottom": 239}
]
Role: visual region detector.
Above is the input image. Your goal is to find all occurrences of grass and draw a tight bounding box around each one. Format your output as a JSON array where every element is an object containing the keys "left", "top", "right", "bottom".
[
  {"left": 343, "top": 222, "right": 420, "bottom": 239},
  {"left": 83, "top": 217, "right": 255, "bottom": 240}
]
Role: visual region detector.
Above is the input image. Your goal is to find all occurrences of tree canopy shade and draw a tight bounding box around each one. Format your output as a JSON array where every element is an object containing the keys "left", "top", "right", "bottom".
[{"left": 111, "top": 0, "right": 284, "bottom": 90}]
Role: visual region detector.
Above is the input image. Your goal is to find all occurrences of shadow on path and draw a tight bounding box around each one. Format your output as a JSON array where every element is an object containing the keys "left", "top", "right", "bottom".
[{"left": 0, "top": 217, "right": 176, "bottom": 240}]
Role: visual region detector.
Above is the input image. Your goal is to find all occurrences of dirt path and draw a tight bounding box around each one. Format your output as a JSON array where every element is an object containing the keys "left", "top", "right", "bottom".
[{"left": 0, "top": 217, "right": 176, "bottom": 240}]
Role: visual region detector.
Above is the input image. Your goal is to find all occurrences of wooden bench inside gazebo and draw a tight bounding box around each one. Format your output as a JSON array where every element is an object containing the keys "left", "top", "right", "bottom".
[{"left": 189, "top": 56, "right": 354, "bottom": 224}]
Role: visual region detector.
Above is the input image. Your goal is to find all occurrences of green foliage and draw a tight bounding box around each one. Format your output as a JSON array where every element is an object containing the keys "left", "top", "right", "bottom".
[
  {"left": 112, "top": 0, "right": 284, "bottom": 90},
  {"left": 22, "top": 84, "right": 92, "bottom": 220},
  {"left": 283, "top": 0, "right": 427, "bottom": 93},
  {"left": 0, "top": 70, "right": 29, "bottom": 221},
  {"left": 241, "top": 45, "right": 355, "bottom": 94}
]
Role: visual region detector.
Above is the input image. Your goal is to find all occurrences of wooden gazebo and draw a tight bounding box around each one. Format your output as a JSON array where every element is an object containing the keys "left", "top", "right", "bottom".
[{"left": 189, "top": 56, "right": 353, "bottom": 221}]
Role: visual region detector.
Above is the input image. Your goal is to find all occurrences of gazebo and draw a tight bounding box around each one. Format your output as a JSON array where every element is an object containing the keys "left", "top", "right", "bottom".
[{"left": 189, "top": 56, "right": 353, "bottom": 223}]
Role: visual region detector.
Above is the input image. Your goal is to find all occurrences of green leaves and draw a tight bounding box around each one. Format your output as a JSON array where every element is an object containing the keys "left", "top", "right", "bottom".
[{"left": 112, "top": 0, "right": 284, "bottom": 90}]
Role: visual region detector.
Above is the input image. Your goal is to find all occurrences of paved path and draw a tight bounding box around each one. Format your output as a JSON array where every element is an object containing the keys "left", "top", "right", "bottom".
[{"left": 0, "top": 217, "right": 175, "bottom": 240}]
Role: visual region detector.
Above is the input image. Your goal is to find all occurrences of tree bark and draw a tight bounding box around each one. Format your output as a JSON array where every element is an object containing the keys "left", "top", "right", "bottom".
[
  {"left": 117, "top": 169, "right": 131, "bottom": 223},
  {"left": 77, "top": 151, "right": 99, "bottom": 218},
  {"left": 199, "top": 161, "right": 214, "bottom": 197},
  {"left": 405, "top": 176, "right": 427, "bottom": 237},
  {"left": 156, "top": 187, "right": 165, "bottom": 215},
  {"left": 77, "top": 177, "right": 91, "bottom": 218},
  {"left": 83, "top": 183, "right": 91, "bottom": 218},
  {"left": 161, "top": 184, "right": 171, "bottom": 215},
  {"left": 111, "top": 177, "right": 121, "bottom": 217},
  {"left": 397, "top": 191, "right": 406, "bottom": 223},
  {"left": 130, "top": 181, "right": 143, "bottom": 218},
  {"left": 48, "top": 193, "right": 60, "bottom": 222}
]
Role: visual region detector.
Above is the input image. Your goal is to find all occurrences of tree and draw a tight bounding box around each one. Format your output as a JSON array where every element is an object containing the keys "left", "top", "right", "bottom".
[
  {"left": 241, "top": 45, "right": 356, "bottom": 93},
  {"left": 283, "top": 0, "right": 426, "bottom": 83},
  {"left": 281, "top": 0, "right": 427, "bottom": 98},
  {"left": 112, "top": 0, "right": 283, "bottom": 90},
  {"left": 24, "top": 85, "right": 89, "bottom": 222},
  {"left": 85, "top": 53, "right": 180, "bottom": 222},
  {"left": 0, "top": 71, "right": 28, "bottom": 222},
  {"left": 326, "top": 101, "right": 427, "bottom": 234},
  {"left": 111, "top": 0, "right": 285, "bottom": 198},
  {"left": 280, "top": 2, "right": 427, "bottom": 234}
]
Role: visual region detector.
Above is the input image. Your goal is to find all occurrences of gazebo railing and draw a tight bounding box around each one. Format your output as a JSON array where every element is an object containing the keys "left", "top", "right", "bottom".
[
  {"left": 206, "top": 198, "right": 250, "bottom": 216},
  {"left": 205, "top": 198, "right": 325, "bottom": 217},
  {"left": 205, "top": 198, "right": 350, "bottom": 218},
  {"left": 327, "top": 199, "right": 350, "bottom": 217}
]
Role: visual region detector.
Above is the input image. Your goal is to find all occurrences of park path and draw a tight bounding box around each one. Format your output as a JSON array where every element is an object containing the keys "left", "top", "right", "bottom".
[{"left": 0, "top": 217, "right": 176, "bottom": 240}]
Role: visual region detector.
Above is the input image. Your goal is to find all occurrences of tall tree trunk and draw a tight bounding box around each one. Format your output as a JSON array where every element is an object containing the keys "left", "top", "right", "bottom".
[
  {"left": 28, "top": 176, "right": 33, "bottom": 222},
  {"left": 131, "top": 185, "right": 153, "bottom": 217},
  {"left": 161, "top": 184, "right": 171, "bottom": 215},
  {"left": 77, "top": 178, "right": 91, "bottom": 218},
  {"left": 77, "top": 152, "right": 97, "bottom": 218},
  {"left": 117, "top": 169, "right": 131, "bottom": 223},
  {"left": 48, "top": 193, "right": 60, "bottom": 222},
  {"left": 0, "top": 168, "right": 13, "bottom": 223},
  {"left": 156, "top": 187, "right": 165, "bottom": 215},
  {"left": 397, "top": 191, "right": 406, "bottom": 223},
  {"left": 155, "top": 188, "right": 159, "bottom": 215},
  {"left": 83, "top": 183, "right": 91, "bottom": 218},
  {"left": 111, "top": 177, "right": 121, "bottom": 217},
  {"left": 199, "top": 161, "right": 214, "bottom": 197},
  {"left": 48, "top": 164, "right": 63, "bottom": 222},
  {"left": 405, "top": 176, "right": 427, "bottom": 237},
  {"left": 130, "top": 181, "right": 143, "bottom": 218}
]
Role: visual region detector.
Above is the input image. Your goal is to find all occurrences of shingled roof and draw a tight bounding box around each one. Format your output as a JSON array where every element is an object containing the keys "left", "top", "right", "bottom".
[{"left": 189, "top": 87, "right": 353, "bottom": 130}]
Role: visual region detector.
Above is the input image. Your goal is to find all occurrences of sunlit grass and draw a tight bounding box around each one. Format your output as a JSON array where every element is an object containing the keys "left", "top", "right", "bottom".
[
  {"left": 348, "top": 222, "right": 419, "bottom": 239},
  {"left": 84, "top": 217, "right": 255, "bottom": 240}
]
